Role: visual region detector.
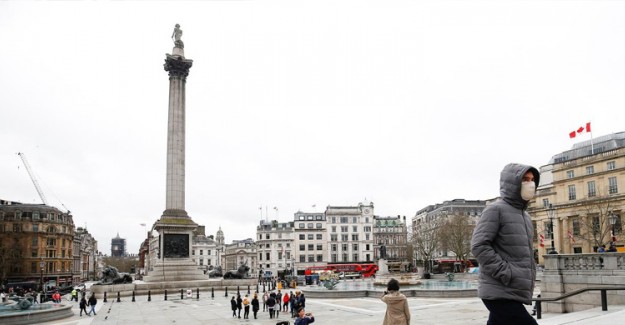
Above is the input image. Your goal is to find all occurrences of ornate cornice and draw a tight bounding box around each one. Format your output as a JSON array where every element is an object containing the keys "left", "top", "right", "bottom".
[{"left": 164, "top": 54, "right": 193, "bottom": 78}]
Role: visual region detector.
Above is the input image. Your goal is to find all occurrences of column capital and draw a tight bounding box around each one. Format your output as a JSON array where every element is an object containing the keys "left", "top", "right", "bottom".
[{"left": 164, "top": 54, "right": 193, "bottom": 78}]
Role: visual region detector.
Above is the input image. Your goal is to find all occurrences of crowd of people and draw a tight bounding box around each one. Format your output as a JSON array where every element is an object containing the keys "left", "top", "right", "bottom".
[{"left": 230, "top": 289, "right": 309, "bottom": 321}]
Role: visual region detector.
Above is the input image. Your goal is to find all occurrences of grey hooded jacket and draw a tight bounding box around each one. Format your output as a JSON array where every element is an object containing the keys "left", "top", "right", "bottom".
[{"left": 471, "top": 163, "right": 540, "bottom": 305}]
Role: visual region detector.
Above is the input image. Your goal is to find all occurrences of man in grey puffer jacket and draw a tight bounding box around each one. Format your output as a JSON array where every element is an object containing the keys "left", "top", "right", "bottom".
[{"left": 471, "top": 163, "right": 539, "bottom": 325}]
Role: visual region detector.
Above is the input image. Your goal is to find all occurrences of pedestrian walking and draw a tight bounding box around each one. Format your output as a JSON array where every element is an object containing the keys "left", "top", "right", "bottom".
[
  {"left": 283, "top": 291, "right": 290, "bottom": 312},
  {"left": 262, "top": 291, "right": 268, "bottom": 312},
  {"left": 471, "top": 163, "right": 540, "bottom": 325},
  {"left": 71, "top": 288, "right": 78, "bottom": 302},
  {"left": 79, "top": 297, "right": 88, "bottom": 316},
  {"left": 267, "top": 293, "right": 276, "bottom": 319},
  {"left": 251, "top": 293, "right": 260, "bottom": 319},
  {"left": 87, "top": 293, "right": 97, "bottom": 316},
  {"left": 381, "top": 278, "right": 410, "bottom": 325}
]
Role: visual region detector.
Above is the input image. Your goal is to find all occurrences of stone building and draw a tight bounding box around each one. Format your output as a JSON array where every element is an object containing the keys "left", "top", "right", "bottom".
[
  {"left": 191, "top": 226, "right": 222, "bottom": 273},
  {"left": 373, "top": 215, "right": 409, "bottom": 271},
  {"left": 292, "top": 212, "right": 326, "bottom": 274},
  {"left": 221, "top": 238, "right": 257, "bottom": 276},
  {"left": 0, "top": 199, "right": 76, "bottom": 290},
  {"left": 257, "top": 219, "right": 295, "bottom": 278},
  {"left": 530, "top": 132, "right": 625, "bottom": 263},
  {"left": 325, "top": 201, "right": 375, "bottom": 264},
  {"left": 75, "top": 227, "right": 99, "bottom": 281}
]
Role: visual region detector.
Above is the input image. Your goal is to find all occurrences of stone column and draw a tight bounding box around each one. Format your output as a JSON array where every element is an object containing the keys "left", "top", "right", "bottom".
[{"left": 162, "top": 54, "right": 193, "bottom": 218}]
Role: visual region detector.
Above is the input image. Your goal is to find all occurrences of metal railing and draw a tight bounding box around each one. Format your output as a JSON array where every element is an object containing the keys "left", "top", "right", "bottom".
[{"left": 533, "top": 286, "right": 625, "bottom": 319}]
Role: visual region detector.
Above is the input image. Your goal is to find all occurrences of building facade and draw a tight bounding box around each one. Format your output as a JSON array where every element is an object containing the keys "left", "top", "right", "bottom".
[
  {"left": 292, "top": 212, "right": 325, "bottom": 275},
  {"left": 530, "top": 132, "right": 625, "bottom": 263},
  {"left": 191, "top": 226, "right": 221, "bottom": 273},
  {"left": 373, "top": 215, "right": 409, "bottom": 271},
  {"left": 257, "top": 219, "right": 295, "bottom": 278},
  {"left": 0, "top": 200, "right": 76, "bottom": 290},
  {"left": 325, "top": 201, "right": 375, "bottom": 265},
  {"left": 221, "top": 238, "right": 258, "bottom": 276},
  {"left": 75, "top": 227, "right": 99, "bottom": 281}
]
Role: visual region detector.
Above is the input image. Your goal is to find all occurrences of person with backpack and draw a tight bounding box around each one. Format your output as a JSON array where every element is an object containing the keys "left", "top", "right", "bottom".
[{"left": 243, "top": 294, "right": 250, "bottom": 319}]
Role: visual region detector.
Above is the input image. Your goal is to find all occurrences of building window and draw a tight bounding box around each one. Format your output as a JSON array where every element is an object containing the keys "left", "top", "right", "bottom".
[
  {"left": 32, "top": 236, "right": 38, "bottom": 246},
  {"left": 15, "top": 210, "right": 22, "bottom": 220},
  {"left": 316, "top": 244, "right": 322, "bottom": 250},
  {"left": 199, "top": 250, "right": 203, "bottom": 255},
  {"left": 566, "top": 170, "right": 574, "bottom": 179},
  {"left": 342, "top": 254, "right": 348, "bottom": 262},
  {"left": 609, "top": 177, "right": 618, "bottom": 194},
  {"left": 568, "top": 185, "right": 576, "bottom": 200},
  {"left": 316, "top": 223, "right": 322, "bottom": 228},
  {"left": 331, "top": 244, "right": 337, "bottom": 252},
  {"left": 266, "top": 252, "right": 270, "bottom": 260},
  {"left": 353, "top": 243, "right": 358, "bottom": 251},
  {"left": 366, "top": 234, "right": 370, "bottom": 241},
  {"left": 341, "top": 226, "right": 348, "bottom": 232},
  {"left": 330, "top": 234, "right": 337, "bottom": 241},
  {"left": 341, "top": 234, "right": 349, "bottom": 241},
  {"left": 259, "top": 253, "right": 262, "bottom": 261},
  {"left": 544, "top": 221, "right": 553, "bottom": 240},
  {"left": 299, "top": 244, "right": 305, "bottom": 251},
  {"left": 331, "top": 254, "right": 337, "bottom": 262},
  {"left": 607, "top": 161, "right": 616, "bottom": 170},
  {"left": 353, "top": 254, "right": 358, "bottom": 262},
  {"left": 352, "top": 217, "right": 357, "bottom": 223},
  {"left": 592, "top": 216, "right": 600, "bottom": 236},
  {"left": 342, "top": 243, "right": 348, "bottom": 251},
  {"left": 340, "top": 217, "right": 348, "bottom": 223},
  {"left": 33, "top": 211, "right": 40, "bottom": 220},
  {"left": 573, "top": 247, "right": 582, "bottom": 254},
  {"left": 299, "top": 223, "right": 305, "bottom": 228},
  {"left": 542, "top": 199, "right": 549, "bottom": 208},
  {"left": 572, "top": 218, "right": 580, "bottom": 236},
  {"left": 308, "top": 244, "right": 314, "bottom": 251},
  {"left": 366, "top": 244, "right": 370, "bottom": 250},
  {"left": 300, "top": 255, "right": 306, "bottom": 262},
  {"left": 586, "top": 166, "right": 594, "bottom": 175},
  {"left": 33, "top": 224, "right": 39, "bottom": 232},
  {"left": 331, "top": 217, "right": 336, "bottom": 223},
  {"left": 588, "top": 181, "right": 596, "bottom": 197},
  {"left": 316, "top": 215, "right": 322, "bottom": 220},
  {"left": 307, "top": 215, "right": 313, "bottom": 220},
  {"left": 299, "top": 234, "right": 305, "bottom": 240},
  {"left": 352, "top": 234, "right": 359, "bottom": 241},
  {"left": 364, "top": 226, "right": 371, "bottom": 232},
  {"left": 307, "top": 234, "right": 313, "bottom": 240},
  {"left": 199, "top": 259, "right": 203, "bottom": 265},
  {"left": 316, "top": 254, "right": 323, "bottom": 262},
  {"left": 316, "top": 234, "right": 322, "bottom": 240},
  {"left": 307, "top": 223, "right": 313, "bottom": 228}
]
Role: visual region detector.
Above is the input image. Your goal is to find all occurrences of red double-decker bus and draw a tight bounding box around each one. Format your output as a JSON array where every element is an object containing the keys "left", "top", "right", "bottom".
[{"left": 304, "top": 263, "right": 378, "bottom": 278}]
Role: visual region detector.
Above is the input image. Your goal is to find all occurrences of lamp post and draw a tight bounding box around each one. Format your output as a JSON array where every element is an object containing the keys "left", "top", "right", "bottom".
[
  {"left": 547, "top": 204, "right": 558, "bottom": 254},
  {"left": 39, "top": 258, "right": 45, "bottom": 292},
  {"left": 609, "top": 213, "right": 617, "bottom": 244}
]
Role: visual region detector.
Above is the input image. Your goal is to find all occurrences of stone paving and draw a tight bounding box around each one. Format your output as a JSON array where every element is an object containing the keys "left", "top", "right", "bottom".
[{"left": 38, "top": 289, "right": 625, "bottom": 325}]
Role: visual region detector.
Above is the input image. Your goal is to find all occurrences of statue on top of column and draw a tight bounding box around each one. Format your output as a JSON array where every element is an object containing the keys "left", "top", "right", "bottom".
[{"left": 171, "top": 24, "right": 184, "bottom": 49}]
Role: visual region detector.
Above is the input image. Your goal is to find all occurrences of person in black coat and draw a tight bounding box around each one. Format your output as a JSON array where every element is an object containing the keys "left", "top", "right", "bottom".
[
  {"left": 267, "top": 294, "right": 276, "bottom": 319},
  {"left": 230, "top": 296, "right": 237, "bottom": 317},
  {"left": 79, "top": 297, "right": 88, "bottom": 316},
  {"left": 236, "top": 294, "right": 243, "bottom": 318},
  {"left": 251, "top": 293, "right": 260, "bottom": 319}
]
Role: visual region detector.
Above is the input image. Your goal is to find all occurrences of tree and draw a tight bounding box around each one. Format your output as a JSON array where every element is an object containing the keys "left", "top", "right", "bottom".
[
  {"left": 570, "top": 196, "right": 622, "bottom": 250},
  {"left": 410, "top": 217, "right": 444, "bottom": 274},
  {"left": 439, "top": 214, "right": 475, "bottom": 266}
]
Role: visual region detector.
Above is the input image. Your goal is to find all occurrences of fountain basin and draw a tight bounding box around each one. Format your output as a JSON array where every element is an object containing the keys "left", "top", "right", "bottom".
[
  {"left": 0, "top": 302, "right": 73, "bottom": 325},
  {"left": 302, "top": 279, "right": 477, "bottom": 299}
]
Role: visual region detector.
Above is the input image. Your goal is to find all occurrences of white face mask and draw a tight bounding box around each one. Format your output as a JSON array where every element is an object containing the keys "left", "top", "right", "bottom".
[{"left": 521, "top": 181, "right": 536, "bottom": 201}]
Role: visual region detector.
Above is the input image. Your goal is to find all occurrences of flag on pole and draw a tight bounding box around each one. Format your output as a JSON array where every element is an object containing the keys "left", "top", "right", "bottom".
[
  {"left": 539, "top": 234, "right": 545, "bottom": 247},
  {"left": 567, "top": 230, "right": 575, "bottom": 243},
  {"left": 569, "top": 122, "right": 591, "bottom": 138}
]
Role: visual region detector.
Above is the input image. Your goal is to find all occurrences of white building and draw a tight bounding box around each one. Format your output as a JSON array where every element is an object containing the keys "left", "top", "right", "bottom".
[
  {"left": 325, "top": 201, "right": 375, "bottom": 264},
  {"left": 293, "top": 211, "right": 326, "bottom": 274},
  {"left": 256, "top": 220, "right": 295, "bottom": 278},
  {"left": 222, "top": 238, "right": 258, "bottom": 276},
  {"left": 191, "top": 226, "right": 221, "bottom": 273}
]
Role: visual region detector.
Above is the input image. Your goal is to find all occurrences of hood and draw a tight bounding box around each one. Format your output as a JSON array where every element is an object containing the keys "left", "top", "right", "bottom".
[
  {"left": 499, "top": 163, "right": 540, "bottom": 209},
  {"left": 384, "top": 291, "right": 406, "bottom": 302}
]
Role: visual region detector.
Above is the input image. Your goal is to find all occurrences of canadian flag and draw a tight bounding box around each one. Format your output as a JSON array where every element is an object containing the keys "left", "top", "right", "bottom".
[
  {"left": 539, "top": 234, "right": 545, "bottom": 247},
  {"left": 569, "top": 122, "right": 591, "bottom": 138}
]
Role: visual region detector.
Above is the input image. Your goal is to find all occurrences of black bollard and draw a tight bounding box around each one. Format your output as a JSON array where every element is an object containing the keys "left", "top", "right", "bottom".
[
  {"left": 237, "top": 286, "right": 240, "bottom": 295},
  {"left": 103, "top": 292, "right": 107, "bottom": 303},
  {"left": 225, "top": 287, "right": 228, "bottom": 297},
  {"left": 148, "top": 290, "right": 151, "bottom": 302},
  {"left": 263, "top": 283, "right": 266, "bottom": 293},
  {"left": 117, "top": 292, "right": 121, "bottom": 303},
  {"left": 211, "top": 287, "right": 214, "bottom": 299},
  {"left": 247, "top": 285, "right": 250, "bottom": 294},
  {"left": 181, "top": 289, "right": 184, "bottom": 300},
  {"left": 196, "top": 288, "right": 199, "bottom": 300},
  {"left": 132, "top": 291, "right": 135, "bottom": 302},
  {"left": 256, "top": 284, "right": 259, "bottom": 293},
  {"left": 165, "top": 289, "right": 168, "bottom": 301}
]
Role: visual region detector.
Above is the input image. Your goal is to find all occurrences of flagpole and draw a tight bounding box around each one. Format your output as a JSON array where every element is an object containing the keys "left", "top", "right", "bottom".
[{"left": 589, "top": 121, "right": 594, "bottom": 154}]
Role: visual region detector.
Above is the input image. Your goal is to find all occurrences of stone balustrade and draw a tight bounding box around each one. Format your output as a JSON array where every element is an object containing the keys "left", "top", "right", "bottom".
[{"left": 542, "top": 253, "right": 625, "bottom": 313}]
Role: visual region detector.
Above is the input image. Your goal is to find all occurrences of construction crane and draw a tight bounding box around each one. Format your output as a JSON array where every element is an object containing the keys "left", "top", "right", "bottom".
[{"left": 17, "top": 152, "right": 49, "bottom": 205}]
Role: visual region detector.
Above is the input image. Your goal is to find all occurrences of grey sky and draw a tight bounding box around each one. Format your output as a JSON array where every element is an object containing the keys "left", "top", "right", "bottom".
[{"left": 2, "top": 1, "right": 625, "bottom": 254}]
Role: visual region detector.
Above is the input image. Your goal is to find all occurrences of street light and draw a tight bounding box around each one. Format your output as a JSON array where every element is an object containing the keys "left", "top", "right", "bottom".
[
  {"left": 609, "top": 213, "right": 618, "bottom": 244},
  {"left": 39, "top": 258, "right": 45, "bottom": 292},
  {"left": 547, "top": 204, "right": 558, "bottom": 254}
]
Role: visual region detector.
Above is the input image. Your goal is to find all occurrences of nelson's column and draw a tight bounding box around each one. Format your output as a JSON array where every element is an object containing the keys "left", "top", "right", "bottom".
[{"left": 144, "top": 24, "right": 205, "bottom": 282}]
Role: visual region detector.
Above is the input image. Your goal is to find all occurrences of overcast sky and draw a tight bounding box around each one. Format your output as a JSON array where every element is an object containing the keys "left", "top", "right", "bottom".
[{"left": 2, "top": 1, "right": 625, "bottom": 255}]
